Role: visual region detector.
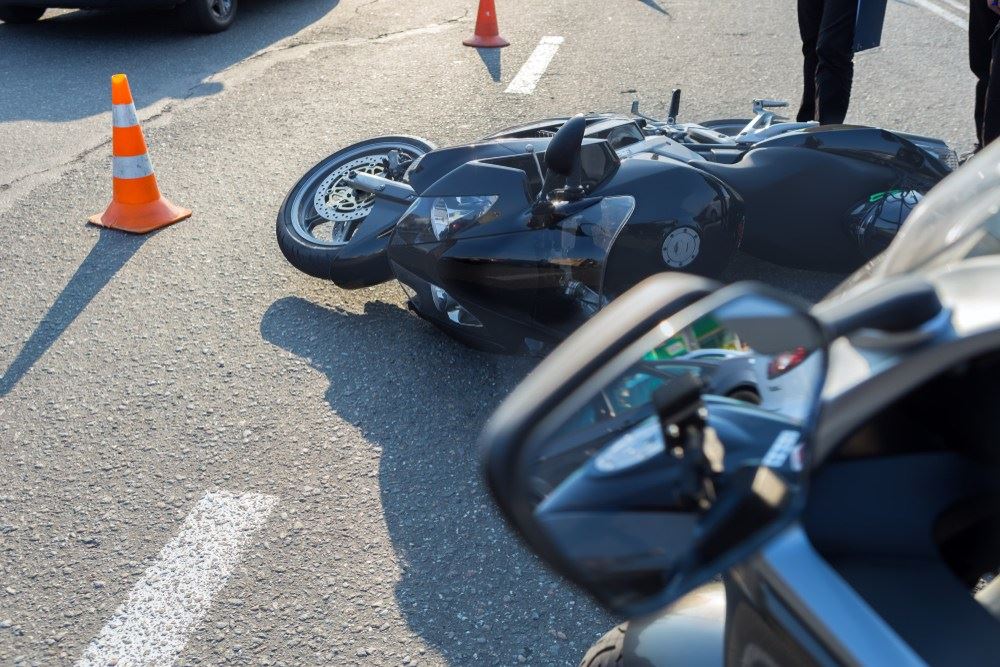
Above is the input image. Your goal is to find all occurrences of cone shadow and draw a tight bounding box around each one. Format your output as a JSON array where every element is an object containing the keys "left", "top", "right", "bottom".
[
  {"left": 0, "top": 228, "right": 147, "bottom": 397},
  {"left": 476, "top": 47, "right": 502, "bottom": 82},
  {"left": 639, "top": 0, "right": 669, "bottom": 14}
]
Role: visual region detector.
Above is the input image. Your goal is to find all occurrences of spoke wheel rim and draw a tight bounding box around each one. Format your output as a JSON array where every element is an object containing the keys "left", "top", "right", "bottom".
[{"left": 290, "top": 147, "right": 420, "bottom": 247}]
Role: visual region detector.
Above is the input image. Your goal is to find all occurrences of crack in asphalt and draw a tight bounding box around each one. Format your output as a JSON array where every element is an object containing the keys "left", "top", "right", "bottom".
[
  {"left": 0, "top": 10, "right": 469, "bottom": 198},
  {"left": 355, "top": 0, "right": 381, "bottom": 15}
]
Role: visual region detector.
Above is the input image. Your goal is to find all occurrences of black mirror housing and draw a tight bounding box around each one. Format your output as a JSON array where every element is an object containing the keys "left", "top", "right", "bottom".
[
  {"left": 545, "top": 114, "right": 588, "bottom": 176},
  {"left": 480, "top": 278, "right": 828, "bottom": 618}
]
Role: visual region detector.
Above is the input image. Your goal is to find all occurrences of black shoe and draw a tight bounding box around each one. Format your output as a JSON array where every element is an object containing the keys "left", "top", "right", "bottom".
[{"left": 959, "top": 143, "right": 982, "bottom": 165}]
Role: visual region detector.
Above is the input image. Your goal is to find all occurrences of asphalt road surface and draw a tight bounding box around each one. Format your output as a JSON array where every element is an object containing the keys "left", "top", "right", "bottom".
[{"left": 0, "top": 0, "right": 972, "bottom": 664}]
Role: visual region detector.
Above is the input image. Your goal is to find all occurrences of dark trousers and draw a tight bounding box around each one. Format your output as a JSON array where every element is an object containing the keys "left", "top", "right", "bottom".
[
  {"left": 797, "top": 0, "right": 859, "bottom": 125},
  {"left": 970, "top": 0, "right": 1000, "bottom": 146}
]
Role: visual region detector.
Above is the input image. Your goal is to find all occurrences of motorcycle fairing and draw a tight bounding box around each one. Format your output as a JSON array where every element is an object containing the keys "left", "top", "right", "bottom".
[
  {"left": 597, "top": 158, "right": 743, "bottom": 301},
  {"left": 387, "top": 146, "right": 743, "bottom": 353},
  {"left": 693, "top": 126, "right": 947, "bottom": 272}
]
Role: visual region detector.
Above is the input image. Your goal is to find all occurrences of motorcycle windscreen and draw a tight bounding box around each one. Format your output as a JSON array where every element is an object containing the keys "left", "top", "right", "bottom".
[{"left": 532, "top": 196, "right": 636, "bottom": 333}]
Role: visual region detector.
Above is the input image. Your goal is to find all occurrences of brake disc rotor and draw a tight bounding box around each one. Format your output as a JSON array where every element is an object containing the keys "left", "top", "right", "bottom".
[{"left": 313, "top": 155, "right": 389, "bottom": 223}]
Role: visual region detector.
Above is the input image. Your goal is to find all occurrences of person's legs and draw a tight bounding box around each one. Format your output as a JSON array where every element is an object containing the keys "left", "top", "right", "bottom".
[
  {"left": 797, "top": 0, "right": 823, "bottom": 122},
  {"left": 984, "top": 25, "right": 1000, "bottom": 145},
  {"left": 971, "top": 1, "right": 1000, "bottom": 145},
  {"left": 814, "top": 0, "right": 858, "bottom": 124}
]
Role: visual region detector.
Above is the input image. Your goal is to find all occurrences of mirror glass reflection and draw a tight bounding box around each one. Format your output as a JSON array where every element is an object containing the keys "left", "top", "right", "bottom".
[{"left": 515, "top": 294, "right": 826, "bottom": 611}]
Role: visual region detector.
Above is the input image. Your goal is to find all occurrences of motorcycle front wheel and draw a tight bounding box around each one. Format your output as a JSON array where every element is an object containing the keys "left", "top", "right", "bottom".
[{"left": 276, "top": 136, "right": 435, "bottom": 280}]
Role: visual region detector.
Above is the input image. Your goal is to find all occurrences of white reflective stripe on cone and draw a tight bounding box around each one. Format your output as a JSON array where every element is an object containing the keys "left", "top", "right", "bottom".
[
  {"left": 113, "top": 154, "right": 154, "bottom": 180},
  {"left": 112, "top": 103, "right": 139, "bottom": 128}
]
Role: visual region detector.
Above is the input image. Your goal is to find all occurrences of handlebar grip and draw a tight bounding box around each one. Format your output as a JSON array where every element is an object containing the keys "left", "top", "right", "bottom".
[{"left": 668, "top": 89, "right": 682, "bottom": 121}]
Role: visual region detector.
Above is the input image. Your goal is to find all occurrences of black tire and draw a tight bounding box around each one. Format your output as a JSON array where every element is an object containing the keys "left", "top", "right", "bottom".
[
  {"left": 0, "top": 5, "right": 46, "bottom": 23},
  {"left": 178, "top": 0, "right": 237, "bottom": 33},
  {"left": 276, "top": 136, "right": 435, "bottom": 280},
  {"left": 726, "top": 387, "right": 761, "bottom": 405},
  {"left": 579, "top": 623, "right": 627, "bottom": 667}
]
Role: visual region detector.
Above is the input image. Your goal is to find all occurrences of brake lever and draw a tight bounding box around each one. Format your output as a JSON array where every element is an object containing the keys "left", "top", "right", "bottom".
[{"left": 653, "top": 376, "right": 723, "bottom": 508}]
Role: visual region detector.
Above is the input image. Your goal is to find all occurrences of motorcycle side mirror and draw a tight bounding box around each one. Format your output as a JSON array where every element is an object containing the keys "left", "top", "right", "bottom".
[
  {"left": 545, "top": 114, "right": 587, "bottom": 176},
  {"left": 667, "top": 88, "right": 682, "bottom": 124},
  {"left": 480, "top": 276, "right": 828, "bottom": 618},
  {"left": 537, "top": 115, "right": 588, "bottom": 208}
]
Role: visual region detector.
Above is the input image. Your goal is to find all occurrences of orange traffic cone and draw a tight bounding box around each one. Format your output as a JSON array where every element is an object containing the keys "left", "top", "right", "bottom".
[
  {"left": 89, "top": 73, "right": 191, "bottom": 234},
  {"left": 463, "top": 0, "right": 509, "bottom": 48}
]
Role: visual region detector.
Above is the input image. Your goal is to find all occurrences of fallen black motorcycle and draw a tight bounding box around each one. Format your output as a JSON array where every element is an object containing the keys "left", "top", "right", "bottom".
[
  {"left": 481, "top": 143, "right": 1000, "bottom": 666},
  {"left": 277, "top": 93, "right": 955, "bottom": 353}
]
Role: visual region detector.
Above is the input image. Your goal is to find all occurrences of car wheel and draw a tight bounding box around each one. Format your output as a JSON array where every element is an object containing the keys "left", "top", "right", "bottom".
[
  {"left": 579, "top": 623, "right": 627, "bottom": 667},
  {"left": 726, "top": 387, "right": 761, "bottom": 405},
  {"left": 179, "top": 0, "right": 237, "bottom": 33},
  {"left": 0, "top": 5, "right": 46, "bottom": 23}
]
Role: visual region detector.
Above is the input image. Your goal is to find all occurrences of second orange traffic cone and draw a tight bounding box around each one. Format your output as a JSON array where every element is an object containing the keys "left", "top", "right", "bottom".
[
  {"left": 89, "top": 73, "right": 191, "bottom": 234},
  {"left": 463, "top": 0, "right": 509, "bottom": 48}
]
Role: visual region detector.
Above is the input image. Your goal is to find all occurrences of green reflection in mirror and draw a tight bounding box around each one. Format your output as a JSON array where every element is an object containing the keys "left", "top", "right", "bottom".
[{"left": 644, "top": 314, "right": 748, "bottom": 361}]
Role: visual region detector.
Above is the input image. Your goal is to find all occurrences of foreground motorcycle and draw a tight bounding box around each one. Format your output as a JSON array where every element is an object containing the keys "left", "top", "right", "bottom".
[
  {"left": 277, "top": 94, "right": 955, "bottom": 353},
  {"left": 480, "top": 143, "right": 1000, "bottom": 666}
]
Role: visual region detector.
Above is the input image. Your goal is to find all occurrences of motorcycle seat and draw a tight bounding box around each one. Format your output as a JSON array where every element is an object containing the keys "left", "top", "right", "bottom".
[
  {"left": 693, "top": 146, "right": 898, "bottom": 271},
  {"left": 694, "top": 146, "right": 891, "bottom": 201}
]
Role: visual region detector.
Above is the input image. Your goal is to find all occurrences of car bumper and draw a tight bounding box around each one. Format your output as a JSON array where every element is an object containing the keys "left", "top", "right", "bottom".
[{"left": 7, "top": 1, "right": 178, "bottom": 8}]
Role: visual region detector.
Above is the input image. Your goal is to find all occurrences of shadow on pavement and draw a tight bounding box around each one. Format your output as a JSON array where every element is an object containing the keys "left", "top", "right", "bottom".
[
  {"left": 261, "top": 296, "right": 608, "bottom": 664},
  {"left": 638, "top": 0, "right": 669, "bottom": 15},
  {"left": 0, "top": 228, "right": 147, "bottom": 397},
  {"left": 476, "top": 47, "right": 502, "bottom": 83},
  {"left": 723, "top": 252, "right": 845, "bottom": 303},
  {"left": 0, "top": 0, "right": 339, "bottom": 124}
]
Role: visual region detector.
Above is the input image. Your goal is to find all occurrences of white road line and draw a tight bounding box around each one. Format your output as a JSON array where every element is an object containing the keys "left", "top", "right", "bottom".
[
  {"left": 77, "top": 491, "right": 278, "bottom": 667},
  {"left": 910, "top": 0, "right": 968, "bottom": 29},
  {"left": 936, "top": 0, "right": 968, "bottom": 14},
  {"left": 505, "top": 36, "right": 565, "bottom": 95}
]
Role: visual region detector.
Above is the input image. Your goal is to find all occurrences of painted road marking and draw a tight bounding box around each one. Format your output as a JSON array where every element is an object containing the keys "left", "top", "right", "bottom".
[
  {"left": 505, "top": 36, "right": 565, "bottom": 95},
  {"left": 77, "top": 491, "right": 278, "bottom": 667},
  {"left": 936, "top": 0, "right": 968, "bottom": 13},
  {"left": 941, "top": 0, "right": 969, "bottom": 14},
  {"left": 911, "top": 0, "right": 968, "bottom": 30}
]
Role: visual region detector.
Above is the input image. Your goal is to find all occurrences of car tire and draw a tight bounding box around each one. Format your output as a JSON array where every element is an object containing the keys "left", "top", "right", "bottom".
[
  {"left": 579, "top": 623, "right": 627, "bottom": 667},
  {"left": 178, "top": 0, "right": 237, "bottom": 33},
  {"left": 0, "top": 5, "right": 46, "bottom": 23},
  {"left": 727, "top": 388, "right": 761, "bottom": 405}
]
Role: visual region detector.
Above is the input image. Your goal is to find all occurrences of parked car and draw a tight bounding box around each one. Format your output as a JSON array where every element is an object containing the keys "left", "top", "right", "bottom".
[{"left": 0, "top": 0, "right": 238, "bottom": 33}]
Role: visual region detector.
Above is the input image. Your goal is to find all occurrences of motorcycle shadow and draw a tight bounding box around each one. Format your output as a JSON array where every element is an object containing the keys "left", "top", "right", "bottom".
[
  {"left": 260, "top": 296, "right": 612, "bottom": 665},
  {"left": 723, "top": 252, "right": 845, "bottom": 303}
]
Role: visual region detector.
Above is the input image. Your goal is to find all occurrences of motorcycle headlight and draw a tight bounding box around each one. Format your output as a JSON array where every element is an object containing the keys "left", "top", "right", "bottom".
[
  {"left": 397, "top": 195, "right": 499, "bottom": 243},
  {"left": 593, "top": 416, "right": 665, "bottom": 473}
]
